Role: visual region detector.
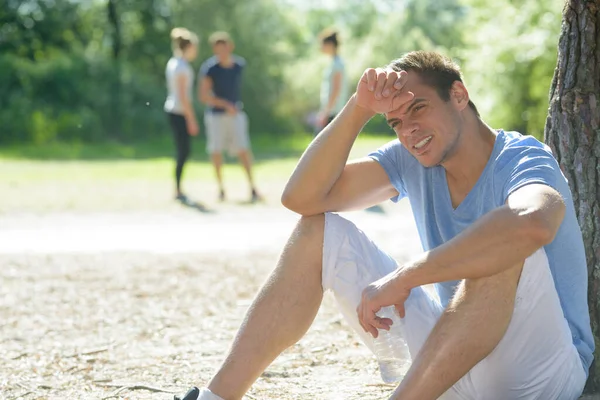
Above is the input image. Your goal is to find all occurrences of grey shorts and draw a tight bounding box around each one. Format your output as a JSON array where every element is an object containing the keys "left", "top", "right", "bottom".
[{"left": 204, "top": 112, "right": 250, "bottom": 156}]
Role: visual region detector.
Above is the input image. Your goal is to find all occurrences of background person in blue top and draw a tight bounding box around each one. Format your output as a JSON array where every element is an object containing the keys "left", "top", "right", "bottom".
[
  {"left": 163, "top": 27, "right": 199, "bottom": 203},
  {"left": 176, "top": 51, "right": 593, "bottom": 400},
  {"left": 198, "top": 31, "right": 260, "bottom": 203},
  {"left": 316, "top": 28, "right": 349, "bottom": 131}
]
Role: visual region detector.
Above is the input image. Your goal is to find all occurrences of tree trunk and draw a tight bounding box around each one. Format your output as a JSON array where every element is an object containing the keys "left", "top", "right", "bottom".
[
  {"left": 107, "top": 0, "right": 122, "bottom": 60},
  {"left": 544, "top": 0, "right": 600, "bottom": 394},
  {"left": 106, "top": 0, "right": 122, "bottom": 139}
]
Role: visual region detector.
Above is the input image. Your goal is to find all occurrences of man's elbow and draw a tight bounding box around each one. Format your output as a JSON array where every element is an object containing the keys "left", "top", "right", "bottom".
[
  {"left": 520, "top": 200, "right": 566, "bottom": 246},
  {"left": 280, "top": 189, "right": 321, "bottom": 216},
  {"left": 280, "top": 190, "right": 306, "bottom": 215}
]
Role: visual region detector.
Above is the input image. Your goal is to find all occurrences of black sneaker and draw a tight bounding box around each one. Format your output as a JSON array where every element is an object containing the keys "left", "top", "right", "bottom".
[
  {"left": 176, "top": 194, "right": 196, "bottom": 207},
  {"left": 219, "top": 189, "right": 226, "bottom": 202},
  {"left": 176, "top": 193, "right": 189, "bottom": 203},
  {"left": 174, "top": 386, "right": 199, "bottom": 400},
  {"left": 251, "top": 189, "right": 262, "bottom": 203}
]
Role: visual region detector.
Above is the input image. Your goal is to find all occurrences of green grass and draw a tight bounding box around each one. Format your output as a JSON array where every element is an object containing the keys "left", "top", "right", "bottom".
[
  {"left": 0, "top": 133, "right": 397, "bottom": 213},
  {"left": 0, "top": 132, "right": 396, "bottom": 182},
  {"left": 0, "top": 132, "right": 395, "bottom": 161},
  {"left": 0, "top": 133, "right": 309, "bottom": 161}
]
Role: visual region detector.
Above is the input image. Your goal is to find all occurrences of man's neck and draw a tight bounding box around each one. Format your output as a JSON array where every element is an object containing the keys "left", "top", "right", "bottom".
[
  {"left": 218, "top": 55, "right": 233, "bottom": 67},
  {"left": 443, "top": 119, "right": 497, "bottom": 187}
]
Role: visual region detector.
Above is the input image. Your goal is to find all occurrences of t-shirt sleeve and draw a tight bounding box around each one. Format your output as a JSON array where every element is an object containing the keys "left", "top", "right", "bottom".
[
  {"left": 235, "top": 56, "right": 246, "bottom": 69},
  {"left": 172, "top": 60, "right": 187, "bottom": 77},
  {"left": 500, "top": 146, "right": 562, "bottom": 202},
  {"left": 199, "top": 61, "right": 213, "bottom": 80},
  {"left": 333, "top": 57, "right": 344, "bottom": 73},
  {"left": 368, "top": 140, "right": 408, "bottom": 202}
]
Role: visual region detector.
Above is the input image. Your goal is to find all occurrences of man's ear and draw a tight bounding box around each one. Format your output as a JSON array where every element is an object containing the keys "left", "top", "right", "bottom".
[{"left": 450, "top": 81, "right": 470, "bottom": 111}]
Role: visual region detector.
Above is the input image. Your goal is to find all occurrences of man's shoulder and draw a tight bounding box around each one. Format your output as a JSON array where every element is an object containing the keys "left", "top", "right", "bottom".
[
  {"left": 200, "top": 56, "right": 219, "bottom": 75},
  {"left": 494, "top": 130, "right": 556, "bottom": 168},
  {"left": 491, "top": 130, "right": 564, "bottom": 193},
  {"left": 369, "top": 139, "right": 424, "bottom": 178},
  {"left": 373, "top": 139, "right": 411, "bottom": 159},
  {"left": 233, "top": 55, "right": 246, "bottom": 67}
]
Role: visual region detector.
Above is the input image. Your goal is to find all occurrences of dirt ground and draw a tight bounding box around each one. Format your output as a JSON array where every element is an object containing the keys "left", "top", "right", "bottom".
[{"left": 0, "top": 188, "right": 423, "bottom": 400}]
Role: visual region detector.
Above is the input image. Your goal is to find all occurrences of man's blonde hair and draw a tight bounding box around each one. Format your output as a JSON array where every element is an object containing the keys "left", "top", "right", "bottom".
[{"left": 208, "top": 31, "right": 232, "bottom": 46}]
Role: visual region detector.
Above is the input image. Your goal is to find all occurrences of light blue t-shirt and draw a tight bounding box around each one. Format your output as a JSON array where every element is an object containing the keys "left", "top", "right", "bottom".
[
  {"left": 320, "top": 55, "right": 349, "bottom": 116},
  {"left": 369, "top": 130, "right": 594, "bottom": 375}
]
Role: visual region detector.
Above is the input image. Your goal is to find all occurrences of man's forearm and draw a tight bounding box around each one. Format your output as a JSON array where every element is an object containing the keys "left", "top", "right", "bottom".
[
  {"left": 391, "top": 260, "right": 521, "bottom": 400},
  {"left": 201, "top": 94, "right": 232, "bottom": 109},
  {"left": 282, "top": 95, "right": 374, "bottom": 206},
  {"left": 401, "top": 205, "right": 548, "bottom": 288},
  {"left": 390, "top": 208, "right": 533, "bottom": 400}
]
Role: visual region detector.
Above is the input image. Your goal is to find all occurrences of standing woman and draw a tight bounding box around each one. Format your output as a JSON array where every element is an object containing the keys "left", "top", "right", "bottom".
[
  {"left": 164, "top": 27, "right": 199, "bottom": 203},
  {"left": 316, "top": 28, "right": 349, "bottom": 131}
]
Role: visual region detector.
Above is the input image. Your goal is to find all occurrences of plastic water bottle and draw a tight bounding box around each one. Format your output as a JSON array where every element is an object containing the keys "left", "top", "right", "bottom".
[{"left": 372, "top": 305, "right": 410, "bottom": 383}]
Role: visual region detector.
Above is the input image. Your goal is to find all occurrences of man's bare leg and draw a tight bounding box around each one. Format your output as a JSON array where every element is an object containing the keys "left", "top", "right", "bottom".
[
  {"left": 207, "top": 214, "right": 325, "bottom": 400},
  {"left": 391, "top": 261, "right": 524, "bottom": 400},
  {"left": 237, "top": 150, "right": 255, "bottom": 189},
  {"left": 211, "top": 153, "right": 225, "bottom": 199}
]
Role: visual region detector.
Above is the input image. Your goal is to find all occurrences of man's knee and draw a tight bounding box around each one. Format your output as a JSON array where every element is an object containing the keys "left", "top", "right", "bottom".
[
  {"left": 237, "top": 149, "right": 251, "bottom": 161},
  {"left": 278, "top": 214, "right": 326, "bottom": 290},
  {"left": 452, "top": 261, "right": 524, "bottom": 311},
  {"left": 292, "top": 214, "right": 325, "bottom": 243}
]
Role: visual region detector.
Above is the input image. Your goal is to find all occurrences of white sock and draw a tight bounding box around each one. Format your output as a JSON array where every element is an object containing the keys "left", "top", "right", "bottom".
[{"left": 198, "top": 388, "right": 224, "bottom": 400}]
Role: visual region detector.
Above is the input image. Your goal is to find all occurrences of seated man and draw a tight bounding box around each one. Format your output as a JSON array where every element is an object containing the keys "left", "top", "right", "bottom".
[{"left": 178, "top": 51, "right": 594, "bottom": 400}]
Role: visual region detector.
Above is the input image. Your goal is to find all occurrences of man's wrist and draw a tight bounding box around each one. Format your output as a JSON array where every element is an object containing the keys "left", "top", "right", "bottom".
[
  {"left": 348, "top": 94, "right": 376, "bottom": 123},
  {"left": 396, "top": 256, "right": 429, "bottom": 290}
]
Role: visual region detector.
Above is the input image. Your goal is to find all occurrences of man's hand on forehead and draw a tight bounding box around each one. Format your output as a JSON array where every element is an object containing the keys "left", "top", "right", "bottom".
[
  {"left": 365, "top": 68, "right": 404, "bottom": 99},
  {"left": 355, "top": 67, "right": 415, "bottom": 114}
]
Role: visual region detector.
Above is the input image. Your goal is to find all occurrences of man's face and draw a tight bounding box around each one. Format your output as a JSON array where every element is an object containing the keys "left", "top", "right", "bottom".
[
  {"left": 212, "top": 41, "right": 231, "bottom": 58},
  {"left": 385, "top": 71, "right": 463, "bottom": 168}
]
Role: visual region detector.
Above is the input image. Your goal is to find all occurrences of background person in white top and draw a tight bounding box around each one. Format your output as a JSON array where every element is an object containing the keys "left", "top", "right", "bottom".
[
  {"left": 164, "top": 27, "right": 199, "bottom": 203},
  {"left": 316, "top": 28, "right": 349, "bottom": 131}
]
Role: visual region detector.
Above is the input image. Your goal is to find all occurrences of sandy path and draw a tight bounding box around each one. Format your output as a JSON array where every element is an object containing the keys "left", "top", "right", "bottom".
[
  {"left": 0, "top": 203, "right": 420, "bottom": 256},
  {"left": 0, "top": 202, "right": 421, "bottom": 400}
]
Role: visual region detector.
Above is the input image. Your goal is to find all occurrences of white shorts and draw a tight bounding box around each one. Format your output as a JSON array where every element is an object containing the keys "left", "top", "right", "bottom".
[
  {"left": 322, "top": 213, "right": 586, "bottom": 400},
  {"left": 204, "top": 112, "right": 250, "bottom": 156}
]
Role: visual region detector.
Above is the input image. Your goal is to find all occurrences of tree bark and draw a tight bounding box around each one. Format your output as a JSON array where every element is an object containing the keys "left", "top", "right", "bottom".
[
  {"left": 544, "top": 0, "right": 600, "bottom": 393},
  {"left": 107, "top": 0, "right": 122, "bottom": 60},
  {"left": 106, "top": 0, "right": 122, "bottom": 139}
]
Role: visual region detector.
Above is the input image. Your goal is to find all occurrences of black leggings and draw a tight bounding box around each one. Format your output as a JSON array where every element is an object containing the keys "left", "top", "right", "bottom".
[{"left": 167, "top": 113, "right": 191, "bottom": 192}]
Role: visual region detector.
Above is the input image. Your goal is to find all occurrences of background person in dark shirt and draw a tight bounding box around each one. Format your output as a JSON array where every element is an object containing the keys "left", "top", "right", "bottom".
[{"left": 198, "top": 31, "right": 260, "bottom": 203}]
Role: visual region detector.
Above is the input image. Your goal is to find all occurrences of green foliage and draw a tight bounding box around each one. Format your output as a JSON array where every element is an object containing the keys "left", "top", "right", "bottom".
[
  {"left": 0, "top": 53, "right": 167, "bottom": 144},
  {"left": 459, "top": 0, "right": 563, "bottom": 138},
  {"left": 1, "top": 0, "right": 564, "bottom": 146}
]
